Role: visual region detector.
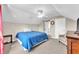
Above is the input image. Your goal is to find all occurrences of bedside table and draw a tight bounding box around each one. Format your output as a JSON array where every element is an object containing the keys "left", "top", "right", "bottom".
[{"left": 3, "top": 34, "right": 12, "bottom": 44}]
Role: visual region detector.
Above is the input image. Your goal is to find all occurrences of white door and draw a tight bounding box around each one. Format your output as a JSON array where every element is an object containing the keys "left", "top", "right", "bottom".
[{"left": 55, "top": 17, "right": 66, "bottom": 39}]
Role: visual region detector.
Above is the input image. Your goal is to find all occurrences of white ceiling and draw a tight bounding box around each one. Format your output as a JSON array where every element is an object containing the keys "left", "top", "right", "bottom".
[
  {"left": 2, "top": 4, "right": 79, "bottom": 24},
  {"left": 53, "top": 4, "right": 79, "bottom": 20}
]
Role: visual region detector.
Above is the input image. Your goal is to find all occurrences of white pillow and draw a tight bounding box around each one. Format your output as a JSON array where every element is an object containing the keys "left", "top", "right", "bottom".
[{"left": 23, "top": 28, "right": 31, "bottom": 32}]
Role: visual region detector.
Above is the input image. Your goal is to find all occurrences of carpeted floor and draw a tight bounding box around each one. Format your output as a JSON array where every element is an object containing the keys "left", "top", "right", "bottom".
[{"left": 4, "top": 39, "right": 67, "bottom": 54}]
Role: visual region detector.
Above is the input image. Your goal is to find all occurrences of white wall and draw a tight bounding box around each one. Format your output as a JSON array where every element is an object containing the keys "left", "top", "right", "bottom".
[
  {"left": 3, "top": 22, "right": 43, "bottom": 41},
  {"left": 66, "top": 18, "right": 77, "bottom": 31},
  {"left": 44, "top": 21, "right": 50, "bottom": 34},
  {"left": 43, "top": 21, "right": 55, "bottom": 39},
  {"left": 38, "top": 22, "right": 44, "bottom": 32},
  {"left": 50, "top": 21, "right": 55, "bottom": 38},
  {"left": 3, "top": 17, "right": 77, "bottom": 42},
  {"left": 43, "top": 17, "right": 76, "bottom": 39},
  {"left": 43, "top": 17, "right": 66, "bottom": 39}
]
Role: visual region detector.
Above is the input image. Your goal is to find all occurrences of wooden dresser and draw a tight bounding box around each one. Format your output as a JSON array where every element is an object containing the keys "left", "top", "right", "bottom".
[{"left": 66, "top": 31, "right": 79, "bottom": 54}]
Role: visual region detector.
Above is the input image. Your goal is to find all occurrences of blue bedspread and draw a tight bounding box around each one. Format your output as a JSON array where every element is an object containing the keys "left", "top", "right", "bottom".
[{"left": 16, "top": 31, "right": 48, "bottom": 51}]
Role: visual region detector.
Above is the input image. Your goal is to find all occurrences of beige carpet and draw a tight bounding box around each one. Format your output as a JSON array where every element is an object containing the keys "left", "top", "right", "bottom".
[{"left": 4, "top": 39, "right": 67, "bottom": 54}]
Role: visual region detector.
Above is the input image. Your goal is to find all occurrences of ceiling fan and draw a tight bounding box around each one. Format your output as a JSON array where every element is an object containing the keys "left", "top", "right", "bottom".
[{"left": 36, "top": 9, "right": 53, "bottom": 20}]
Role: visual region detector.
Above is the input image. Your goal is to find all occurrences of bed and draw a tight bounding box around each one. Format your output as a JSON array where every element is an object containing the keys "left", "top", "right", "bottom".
[{"left": 16, "top": 31, "right": 48, "bottom": 52}]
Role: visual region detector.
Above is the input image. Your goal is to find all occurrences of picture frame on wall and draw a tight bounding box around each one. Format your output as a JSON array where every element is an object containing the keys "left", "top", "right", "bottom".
[{"left": 51, "top": 21, "right": 55, "bottom": 25}]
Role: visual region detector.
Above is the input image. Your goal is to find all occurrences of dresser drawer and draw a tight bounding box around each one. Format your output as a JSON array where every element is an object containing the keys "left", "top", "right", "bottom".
[
  {"left": 72, "top": 49, "right": 79, "bottom": 54},
  {"left": 72, "top": 39, "right": 79, "bottom": 43},
  {"left": 72, "top": 39, "right": 79, "bottom": 50}
]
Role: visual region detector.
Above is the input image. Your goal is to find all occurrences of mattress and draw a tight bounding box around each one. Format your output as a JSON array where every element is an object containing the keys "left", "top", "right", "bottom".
[{"left": 16, "top": 31, "right": 48, "bottom": 51}]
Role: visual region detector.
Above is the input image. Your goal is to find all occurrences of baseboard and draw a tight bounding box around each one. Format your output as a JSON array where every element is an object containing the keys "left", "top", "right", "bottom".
[
  {"left": 48, "top": 37, "right": 58, "bottom": 40},
  {"left": 59, "top": 41, "right": 67, "bottom": 47}
]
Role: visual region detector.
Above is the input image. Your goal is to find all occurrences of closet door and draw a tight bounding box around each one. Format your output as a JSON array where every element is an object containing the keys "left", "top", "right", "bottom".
[
  {"left": 0, "top": 5, "right": 3, "bottom": 54},
  {"left": 55, "top": 17, "right": 66, "bottom": 39}
]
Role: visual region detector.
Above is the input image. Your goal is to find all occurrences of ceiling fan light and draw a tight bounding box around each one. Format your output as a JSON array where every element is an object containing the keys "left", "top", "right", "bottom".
[
  {"left": 37, "top": 10, "right": 44, "bottom": 18},
  {"left": 38, "top": 14, "right": 44, "bottom": 18}
]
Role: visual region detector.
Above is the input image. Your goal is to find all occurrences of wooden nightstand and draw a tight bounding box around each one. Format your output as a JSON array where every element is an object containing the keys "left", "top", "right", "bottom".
[{"left": 3, "top": 34, "right": 12, "bottom": 44}]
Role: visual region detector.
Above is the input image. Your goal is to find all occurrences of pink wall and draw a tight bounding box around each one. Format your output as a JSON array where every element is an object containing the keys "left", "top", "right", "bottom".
[{"left": 0, "top": 5, "right": 3, "bottom": 54}]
